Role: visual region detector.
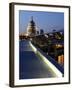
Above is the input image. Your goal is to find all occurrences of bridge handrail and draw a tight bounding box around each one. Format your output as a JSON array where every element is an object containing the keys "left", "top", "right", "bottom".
[{"left": 30, "top": 41, "right": 64, "bottom": 74}]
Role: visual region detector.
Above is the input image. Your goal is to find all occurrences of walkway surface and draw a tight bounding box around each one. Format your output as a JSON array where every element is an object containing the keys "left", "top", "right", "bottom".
[{"left": 19, "top": 40, "right": 57, "bottom": 79}]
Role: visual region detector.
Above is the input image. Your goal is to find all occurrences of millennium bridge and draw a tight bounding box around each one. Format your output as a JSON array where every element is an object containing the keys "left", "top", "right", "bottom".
[{"left": 19, "top": 33, "right": 64, "bottom": 79}]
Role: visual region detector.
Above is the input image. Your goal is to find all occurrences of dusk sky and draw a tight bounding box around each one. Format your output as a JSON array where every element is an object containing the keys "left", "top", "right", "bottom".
[{"left": 19, "top": 10, "right": 64, "bottom": 34}]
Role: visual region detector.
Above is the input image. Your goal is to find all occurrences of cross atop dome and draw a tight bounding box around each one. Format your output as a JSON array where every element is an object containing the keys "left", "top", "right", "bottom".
[{"left": 31, "top": 16, "right": 33, "bottom": 21}]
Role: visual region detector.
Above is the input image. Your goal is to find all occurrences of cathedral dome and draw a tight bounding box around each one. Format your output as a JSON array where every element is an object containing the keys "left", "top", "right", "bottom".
[{"left": 27, "top": 16, "right": 36, "bottom": 36}]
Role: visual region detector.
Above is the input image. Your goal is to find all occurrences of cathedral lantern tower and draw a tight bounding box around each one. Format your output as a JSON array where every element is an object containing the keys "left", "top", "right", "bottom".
[{"left": 27, "top": 16, "right": 36, "bottom": 37}]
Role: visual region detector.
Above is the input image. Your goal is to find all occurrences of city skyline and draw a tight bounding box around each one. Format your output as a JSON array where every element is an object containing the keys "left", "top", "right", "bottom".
[{"left": 19, "top": 10, "right": 64, "bottom": 34}]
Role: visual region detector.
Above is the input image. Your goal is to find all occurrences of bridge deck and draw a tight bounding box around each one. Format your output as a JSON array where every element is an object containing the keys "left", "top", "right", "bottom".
[{"left": 19, "top": 40, "right": 57, "bottom": 79}]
